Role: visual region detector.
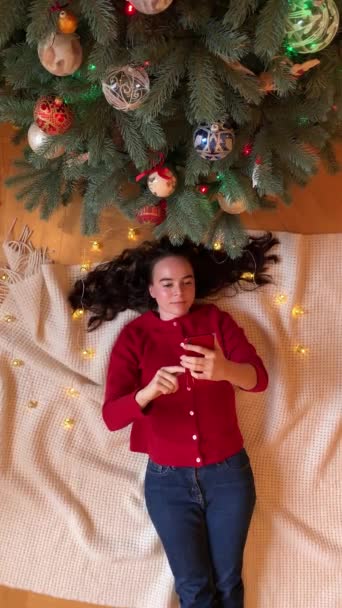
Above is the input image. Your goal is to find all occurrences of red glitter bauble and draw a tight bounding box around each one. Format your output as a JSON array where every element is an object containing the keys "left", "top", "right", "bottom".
[
  {"left": 33, "top": 96, "right": 73, "bottom": 136},
  {"left": 136, "top": 201, "right": 167, "bottom": 225}
]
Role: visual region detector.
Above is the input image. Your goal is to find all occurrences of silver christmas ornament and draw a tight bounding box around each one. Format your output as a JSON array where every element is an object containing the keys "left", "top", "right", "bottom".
[{"left": 27, "top": 123, "right": 65, "bottom": 158}]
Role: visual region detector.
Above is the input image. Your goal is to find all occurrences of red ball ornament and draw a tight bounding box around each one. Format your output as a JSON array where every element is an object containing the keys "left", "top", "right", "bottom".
[
  {"left": 33, "top": 96, "right": 73, "bottom": 136},
  {"left": 136, "top": 201, "right": 167, "bottom": 225}
]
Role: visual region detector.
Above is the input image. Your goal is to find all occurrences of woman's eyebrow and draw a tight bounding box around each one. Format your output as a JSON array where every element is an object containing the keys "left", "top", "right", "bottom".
[{"left": 159, "top": 274, "right": 194, "bottom": 282}]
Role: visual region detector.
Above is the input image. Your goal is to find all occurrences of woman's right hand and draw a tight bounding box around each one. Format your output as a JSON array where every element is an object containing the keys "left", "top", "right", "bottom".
[{"left": 135, "top": 366, "right": 185, "bottom": 409}]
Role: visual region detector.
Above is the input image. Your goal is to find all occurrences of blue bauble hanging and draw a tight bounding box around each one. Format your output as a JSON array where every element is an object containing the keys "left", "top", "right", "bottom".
[{"left": 193, "top": 121, "right": 235, "bottom": 161}]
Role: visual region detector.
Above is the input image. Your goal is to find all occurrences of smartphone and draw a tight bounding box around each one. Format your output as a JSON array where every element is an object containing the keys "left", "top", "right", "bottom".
[{"left": 183, "top": 333, "right": 215, "bottom": 358}]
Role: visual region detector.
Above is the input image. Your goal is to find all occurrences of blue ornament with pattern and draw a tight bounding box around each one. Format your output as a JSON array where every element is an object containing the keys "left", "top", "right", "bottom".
[{"left": 193, "top": 121, "right": 235, "bottom": 161}]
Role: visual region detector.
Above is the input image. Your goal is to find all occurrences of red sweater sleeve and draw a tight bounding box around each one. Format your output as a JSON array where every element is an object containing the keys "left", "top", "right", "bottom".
[
  {"left": 218, "top": 309, "right": 268, "bottom": 392},
  {"left": 102, "top": 325, "right": 146, "bottom": 431}
]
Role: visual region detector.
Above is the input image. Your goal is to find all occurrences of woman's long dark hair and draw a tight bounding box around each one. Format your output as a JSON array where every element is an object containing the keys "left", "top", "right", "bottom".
[{"left": 69, "top": 232, "right": 280, "bottom": 330}]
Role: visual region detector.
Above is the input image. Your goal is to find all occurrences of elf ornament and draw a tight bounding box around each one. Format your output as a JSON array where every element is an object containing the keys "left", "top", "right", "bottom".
[
  {"left": 217, "top": 194, "right": 247, "bottom": 215},
  {"left": 27, "top": 123, "right": 65, "bottom": 158},
  {"left": 286, "top": 0, "right": 339, "bottom": 53},
  {"left": 38, "top": 32, "right": 83, "bottom": 76},
  {"left": 102, "top": 66, "right": 150, "bottom": 111},
  {"left": 193, "top": 121, "right": 235, "bottom": 161},
  {"left": 34, "top": 96, "right": 73, "bottom": 135},
  {"left": 58, "top": 10, "right": 78, "bottom": 34},
  {"left": 136, "top": 200, "right": 167, "bottom": 225},
  {"left": 128, "top": 0, "right": 173, "bottom": 14}
]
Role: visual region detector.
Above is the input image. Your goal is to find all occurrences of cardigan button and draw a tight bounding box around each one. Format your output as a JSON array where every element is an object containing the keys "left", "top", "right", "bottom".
[
  {"left": 173, "top": 321, "right": 178, "bottom": 326},
  {"left": 196, "top": 457, "right": 201, "bottom": 463},
  {"left": 192, "top": 434, "right": 197, "bottom": 440},
  {"left": 189, "top": 410, "right": 194, "bottom": 416}
]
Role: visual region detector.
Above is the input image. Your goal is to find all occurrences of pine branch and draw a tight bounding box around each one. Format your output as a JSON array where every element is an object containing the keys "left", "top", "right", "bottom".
[
  {"left": 154, "top": 188, "right": 215, "bottom": 244},
  {"left": 140, "top": 44, "right": 188, "bottom": 120},
  {"left": 205, "top": 211, "right": 249, "bottom": 258},
  {"left": 0, "top": 96, "right": 35, "bottom": 125},
  {"left": 203, "top": 19, "right": 250, "bottom": 61},
  {"left": 177, "top": 0, "right": 212, "bottom": 31},
  {"left": 79, "top": 0, "right": 118, "bottom": 45},
  {"left": 87, "top": 42, "right": 121, "bottom": 81},
  {"left": 254, "top": 0, "right": 288, "bottom": 63},
  {"left": 135, "top": 115, "right": 167, "bottom": 150},
  {"left": 1, "top": 43, "right": 52, "bottom": 91},
  {"left": 184, "top": 146, "right": 212, "bottom": 186},
  {"left": 187, "top": 48, "right": 226, "bottom": 123},
  {"left": 0, "top": 0, "right": 27, "bottom": 49},
  {"left": 319, "top": 141, "right": 341, "bottom": 174},
  {"left": 115, "top": 112, "right": 149, "bottom": 170},
  {"left": 215, "top": 59, "right": 262, "bottom": 105},
  {"left": 26, "top": 0, "right": 56, "bottom": 47},
  {"left": 223, "top": 0, "right": 258, "bottom": 29}
]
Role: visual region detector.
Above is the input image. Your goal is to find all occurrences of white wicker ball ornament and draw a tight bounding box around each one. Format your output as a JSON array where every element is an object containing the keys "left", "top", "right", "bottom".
[
  {"left": 102, "top": 66, "right": 150, "bottom": 111},
  {"left": 217, "top": 194, "right": 247, "bottom": 215},
  {"left": 193, "top": 121, "right": 235, "bottom": 161},
  {"left": 147, "top": 168, "right": 177, "bottom": 197},
  {"left": 128, "top": 0, "right": 173, "bottom": 14},
  {"left": 286, "top": 0, "right": 339, "bottom": 53},
  {"left": 27, "top": 123, "right": 65, "bottom": 158}
]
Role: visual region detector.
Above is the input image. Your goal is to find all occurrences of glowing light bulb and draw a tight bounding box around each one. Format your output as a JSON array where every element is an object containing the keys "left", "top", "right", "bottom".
[
  {"left": 72, "top": 308, "right": 85, "bottom": 320},
  {"left": 80, "top": 262, "right": 91, "bottom": 273},
  {"left": 90, "top": 240, "right": 102, "bottom": 252},
  {"left": 241, "top": 272, "right": 255, "bottom": 281},
  {"left": 294, "top": 344, "right": 309, "bottom": 355},
  {"left": 292, "top": 305, "right": 305, "bottom": 318},
  {"left": 81, "top": 348, "right": 96, "bottom": 360},
  {"left": 128, "top": 228, "right": 139, "bottom": 241},
  {"left": 66, "top": 387, "right": 80, "bottom": 398},
  {"left": 274, "top": 293, "right": 288, "bottom": 305}
]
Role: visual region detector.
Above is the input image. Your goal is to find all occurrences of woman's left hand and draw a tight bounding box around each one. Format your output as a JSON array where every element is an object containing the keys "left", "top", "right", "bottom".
[{"left": 180, "top": 335, "right": 228, "bottom": 381}]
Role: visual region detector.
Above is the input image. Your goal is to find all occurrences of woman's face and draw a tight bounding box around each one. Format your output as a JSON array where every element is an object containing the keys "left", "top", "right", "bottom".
[{"left": 149, "top": 256, "right": 196, "bottom": 321}]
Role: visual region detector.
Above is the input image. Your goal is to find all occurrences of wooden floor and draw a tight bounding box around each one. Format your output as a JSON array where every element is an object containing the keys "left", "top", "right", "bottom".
[{"left": 0, "top": 121, "right": 342, "bottom": 607}]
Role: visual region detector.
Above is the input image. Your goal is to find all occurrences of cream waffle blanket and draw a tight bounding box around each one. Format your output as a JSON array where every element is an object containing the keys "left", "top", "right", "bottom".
[{"left": 0, "top": 228, "right": 341, "bottom": 608}]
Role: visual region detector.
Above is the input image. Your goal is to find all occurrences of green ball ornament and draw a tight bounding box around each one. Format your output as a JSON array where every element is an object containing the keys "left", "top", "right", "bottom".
[{"left": 286, "top": 0, "right": 339, "bottom": 54}]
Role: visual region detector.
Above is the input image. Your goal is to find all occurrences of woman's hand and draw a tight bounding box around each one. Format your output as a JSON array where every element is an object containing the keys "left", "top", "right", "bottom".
[
  {"left": 135, "top": 366, "right": 185, "bottom": 408},
  {"left": 180, "top": 335, "right": 229, "bottom": 381}
]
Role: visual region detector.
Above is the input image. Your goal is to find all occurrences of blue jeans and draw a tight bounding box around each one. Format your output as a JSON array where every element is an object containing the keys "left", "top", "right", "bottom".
[{"left": 144, "top": 448, "right": 256, "bottom": 608}]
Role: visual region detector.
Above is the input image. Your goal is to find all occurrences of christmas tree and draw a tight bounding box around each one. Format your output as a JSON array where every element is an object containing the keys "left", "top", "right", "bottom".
[{"left": 0, "top": 0, "right": 341, "bottom": 255}]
